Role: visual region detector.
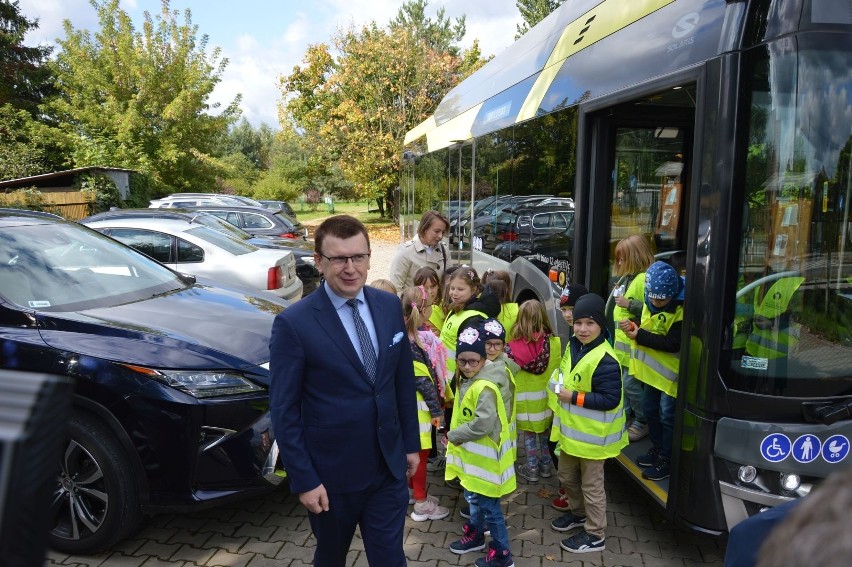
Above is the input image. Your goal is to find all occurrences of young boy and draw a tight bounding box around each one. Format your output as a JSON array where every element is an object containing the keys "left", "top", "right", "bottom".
[
  {"left": 619, "top": 261, "right": 684, "bottom": 481},
  {"left": 446, "top": 326, "right": 516, "bottom": 567},
  {"left": 551, "top": 283, "right": 588, "bottom": 511},
  {"left": 549, "top": 294, "right": 626, "bottom": 553}
]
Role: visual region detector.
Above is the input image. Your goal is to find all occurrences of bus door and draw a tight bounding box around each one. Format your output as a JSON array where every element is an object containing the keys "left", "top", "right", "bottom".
[{"left": 579, "top": 85, "right": 697, "bottom": 511}]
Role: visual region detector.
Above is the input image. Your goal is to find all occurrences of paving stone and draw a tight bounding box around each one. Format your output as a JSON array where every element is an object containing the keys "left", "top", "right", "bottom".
[
  {"left": 131, "top": 541, "right": 181, "bottom": 560},
  {"left": 170, "top": 544, "right": 217, "bottom": 564},
  {"left": 233, "top": 523, "right": 276, "bottom": 541},
  {"left": 405, "top": 526, "right": 450, "bottom": 546},
  {"left": 131, "top": 526, "right": 175, "bottom": 544},
  {"left": 198, "top": 519, "right": 244, "bottom": 536},
  {"left": 140, "top": 559, "right": 189, "bottom": 567},
  {"left": 659, "top": 541, "right": 706, "bottom": 561},
  {"left": 269, "top": 527, "right": 312, "bottom": 546},
  {"left": 274, "top": 541, "right": 314, "bottom": 563},
  {"left": 602, "top": 549, "right": 644, "bottom": 566},
  {"left": 206, "top": 549, "right": 254, "bottom": 567},
  {"left": 239, "top": 538, "right": 284, "bottom": 558},
  {"left": 201, "top": 534, "right": 248, "bottom": 554},
  {"left": 100, "top": 552, "right": 148, "bottom": 566},
  {"left": 619, "top": 537, "right": 663, "bottom": 557},
  {"left": 417, "top": 544, "right": 463, "bottom": 564},
  {"left": 168, "top": 529, "right": 213, "bottom": 547},
  {"left": 229, "top": 510, "right": 272, "bottom": 527}
]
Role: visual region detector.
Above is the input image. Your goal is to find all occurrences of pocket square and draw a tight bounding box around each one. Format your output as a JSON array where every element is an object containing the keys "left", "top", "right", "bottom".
[{"left": 391, "top": 331, "right": 404, "bottom": 346}]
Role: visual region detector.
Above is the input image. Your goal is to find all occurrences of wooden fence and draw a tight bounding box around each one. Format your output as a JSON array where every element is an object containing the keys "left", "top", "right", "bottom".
[{"left": 0, "top": 191, "right": 94, "bottom": 221}]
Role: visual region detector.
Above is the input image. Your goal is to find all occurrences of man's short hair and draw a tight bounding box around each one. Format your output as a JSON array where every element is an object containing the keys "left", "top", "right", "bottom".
[
  {"left": 417, "top": 210, "right": 450, "bottom": 240},
  {"left": 314, "top": 215, "right": 370, "bottom": 255}
]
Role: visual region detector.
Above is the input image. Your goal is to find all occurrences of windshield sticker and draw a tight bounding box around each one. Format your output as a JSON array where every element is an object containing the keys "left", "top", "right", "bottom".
[
  {"left": 28, "top": 300, "right": 51, "bottom": 308},
  {"left": 792, "top": 434, "right": 820, "bottom": 464},
  {"left": 741, "top": 355, "right": 768, "bottom": 371},
  {"left": 822, "top": 435, "right": 849, "bottom": 464},
  {"left": 760, "top": 433, "right": 791, "bottom": 462}
]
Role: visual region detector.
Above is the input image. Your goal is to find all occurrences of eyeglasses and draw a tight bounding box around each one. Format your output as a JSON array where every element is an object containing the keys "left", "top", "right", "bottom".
[
  {"left": 484, "top": 341, "right": 504, "bottom": 350},
  {"left": 457, "top": 358, "right": 483, "bottom": 368},
  {"left": 320, "top": 253, "right": 371, "bottom": 267}
]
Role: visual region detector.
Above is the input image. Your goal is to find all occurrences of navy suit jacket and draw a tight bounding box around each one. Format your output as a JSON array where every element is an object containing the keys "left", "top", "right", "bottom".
[{"left": 269, "top": 284, "right": 420, "bottom": 494}]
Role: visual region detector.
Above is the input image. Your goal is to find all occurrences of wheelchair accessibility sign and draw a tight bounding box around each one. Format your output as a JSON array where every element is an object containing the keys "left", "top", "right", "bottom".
[
  {"left": 760, "top": 434, "right": 791, "bottom": 462},
  {"left": 761, "top": 433, "right": 849, "bottom": 464}
]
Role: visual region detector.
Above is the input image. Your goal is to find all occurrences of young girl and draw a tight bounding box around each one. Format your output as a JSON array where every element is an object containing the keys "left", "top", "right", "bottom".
[
  {"left": 483, "top": 269, "right": 519, "bottom": 342},
  {"left": 369, "top": 278, "right": 398, "bottom": 295},
  {"left": 446, "top": 326, "right": 516, "bottom": 567},
  {"left": 506, "top": 299, "right": 562, "bottom": 483},
  {"left": 401, "top": 286, "right": 450, "bottom": 521},
  {"left": 414, "top": 266, "right": 445, "bottom": 334},
  {"left": 610, "top": 235, "right": 655, "bottom": 443}
]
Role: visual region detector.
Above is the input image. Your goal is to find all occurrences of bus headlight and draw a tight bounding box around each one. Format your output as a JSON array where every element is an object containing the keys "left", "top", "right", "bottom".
[
  {"left": 781, "top": 472, "right": 801, "bottom": 491},
  {"left": 737, "top": 465, "right": 757, "bottom": 483}
]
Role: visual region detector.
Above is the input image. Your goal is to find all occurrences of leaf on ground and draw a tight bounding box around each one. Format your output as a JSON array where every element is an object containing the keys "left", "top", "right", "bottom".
[{"left": 537, "top": 487, "right": 554, "bottom": 498}]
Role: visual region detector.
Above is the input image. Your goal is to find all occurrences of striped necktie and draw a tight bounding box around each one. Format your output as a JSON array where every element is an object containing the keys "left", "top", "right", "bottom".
[{"left": 347, "top": 298, "right": 377, "bottom": 383}]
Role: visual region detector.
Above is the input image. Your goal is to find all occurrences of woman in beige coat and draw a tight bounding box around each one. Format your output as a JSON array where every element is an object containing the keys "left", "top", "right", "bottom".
[{"left": 389, "top": 210, "right": 450, "bottom": 292}]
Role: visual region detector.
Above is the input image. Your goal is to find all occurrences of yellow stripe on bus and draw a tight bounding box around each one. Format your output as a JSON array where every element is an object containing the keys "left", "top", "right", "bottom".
[
  {"left": 615, "top": 452, "right": 669, "bottom": 506},
  {"left": 517, "top": 0, "right": 675, "bottom": 122}
]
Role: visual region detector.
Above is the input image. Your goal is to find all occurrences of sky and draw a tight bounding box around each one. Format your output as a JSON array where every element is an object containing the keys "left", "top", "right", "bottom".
[{"left": 18, "top": 0, "right": 523, "bottom": 128}]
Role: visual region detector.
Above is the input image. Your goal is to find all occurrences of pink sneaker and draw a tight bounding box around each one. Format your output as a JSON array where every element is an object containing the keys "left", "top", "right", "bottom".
[{"left": 410, "top": 498, "right": 450, "bottom": 521}]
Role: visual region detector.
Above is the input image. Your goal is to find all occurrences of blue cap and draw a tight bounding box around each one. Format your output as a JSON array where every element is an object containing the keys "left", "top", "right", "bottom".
[{"left": 645, "top": 261, "right": 680, "bottom": 300}]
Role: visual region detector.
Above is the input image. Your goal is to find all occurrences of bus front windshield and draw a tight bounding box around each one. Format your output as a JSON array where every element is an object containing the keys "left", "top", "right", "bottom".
[{"left": 730, "top": 35, "right": 852, "bottom": 395}]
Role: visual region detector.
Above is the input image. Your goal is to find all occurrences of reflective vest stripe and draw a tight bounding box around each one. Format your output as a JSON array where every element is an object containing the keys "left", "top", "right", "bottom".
[
  {"left": 613, "top": 273, "right": 645, "bottom": 365},
  {"left": 556, "top": 420, "right": 627, "bottom": 446},
  {"left": 516, "top": 391, "right": 548, "bottom": 401},
  {"left": 516, "top": 409, "right": 552, "bottom": 423},
  {"left": 414, "top": 360, "right": 435, "bottom": 450},
  {"left": 446, "top": 453, "right": 516, "bottom": 485},
  {"left": 631, "top": 303, "right": 682, "bottom": 398},
  {"left": 632, "top": 349, "right": 678, "bottom": 383}
]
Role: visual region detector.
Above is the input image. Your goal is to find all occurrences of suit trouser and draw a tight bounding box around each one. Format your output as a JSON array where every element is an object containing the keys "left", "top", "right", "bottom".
[
  {"left": 308, "top": 461, "right": 408, "bottom": 567},
  {"left": 557, "top": 452, "right": 607, "bottom": 538}
]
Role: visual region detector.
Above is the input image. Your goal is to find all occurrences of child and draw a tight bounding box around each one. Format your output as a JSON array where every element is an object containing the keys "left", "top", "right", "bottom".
[
  {"left": 369, "top": 278, "right": 398, "bottom": 295},
  {"left": 619, "top": 260, "right": 684, "bottom": 481},
  {"left": 611, "top": 235, "right": 655, "bottom": 443},
  {"left": 506, "top": 300, "right": 562, "bottom": 483},
  {"left": 551, "top": 282, "right": 587, "bottom": 511},
  {"left": 483, "top": 269, "right": 519, "bottom": 342},
  {"left": 549, "top": 294, "right": 626, "bottom": 553},
  {"left": 446, "top": 326, "right": 516, "bottom": 567},
  {"left": 414, "top": 266, "right": 445, "bottom": 334},
  {"left": 401, "top": 286, "right": 450, "bottom": 521}
]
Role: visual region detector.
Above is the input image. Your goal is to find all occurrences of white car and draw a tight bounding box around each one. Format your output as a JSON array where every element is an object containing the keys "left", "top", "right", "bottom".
[
  {"left": 83, "top": 217, "right": 303, "bottom": 301},
  {"left": 149, "top": 193, "right": 267, "bottom": 209}
]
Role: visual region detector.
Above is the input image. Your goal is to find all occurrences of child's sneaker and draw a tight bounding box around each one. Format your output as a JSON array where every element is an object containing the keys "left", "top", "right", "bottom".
[
  {"left": 410, "top": 499, "right": 450, "bottom": 521},
  {"left": 517, "top": 463, "right": 539, "bottom": 483},
  {"left": 627, "top": 421, "right": 649, "bottom": 442},
  {"left": 474, "top": 541, "right": 515, "bottom": 567},
  {"left": 550, "top": 511, "right": 586, "bottom": 532},
  {"left": 636, "top": 446, "right": 660, "bottom": 467},
  {"left": 426, "top": 455, "right": 446, "bottom": 472},
  {"left": 642, "top": 458, "right": 670, "bottom": 481},
  {"left": 459, "top": 505, "right": 471, "bottom": 519},
  {"left": 539, "top": 462, "right": 553, "bottom": 478},
  {"left": 560, "top": 529, "right": 605, "bottom": 553},
  {"left": 449, "top": 523, "right": 486, "bottom": 554},
  {"left": 409, "top": 489, "right": 439, "bottom": 505},
  {"left": 551, "top": 487, "right": 571, "bottom": 512}
]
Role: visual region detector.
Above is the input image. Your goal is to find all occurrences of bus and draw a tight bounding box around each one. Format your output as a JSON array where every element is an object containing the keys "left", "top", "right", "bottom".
[{"left": 401, "top": 0, "right": 852, "bottom": 534}]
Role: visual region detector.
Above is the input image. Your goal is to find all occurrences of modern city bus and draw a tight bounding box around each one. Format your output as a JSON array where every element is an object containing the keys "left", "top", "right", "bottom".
[{"left": 401, "top": 0, "right": 852, "bottom": 534}]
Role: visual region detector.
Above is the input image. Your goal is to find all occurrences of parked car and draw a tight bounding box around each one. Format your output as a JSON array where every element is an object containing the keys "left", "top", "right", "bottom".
[
  {"left": 164, "top": 192, "right": 269, "bottom": 209},
  {"left": 82, "top": 217, "right": 303, "bottom": 301},
  {"left": 475, "top": 202, "right": 575, "bottom": 274},
  {"left": 0, "top": 209, "right": 288, "bottom": 553},
  {"left": 184, "top": 204, "right": 308, "bottom": 240},
  {"left": 82, "top": 209, "right": 320, "bottom": 294},
  {"left": 149, "top": 194, "right": 251, "bottom": 208},
  {"left": 258, "top": 199, "right": 298, "bottom": 218}
]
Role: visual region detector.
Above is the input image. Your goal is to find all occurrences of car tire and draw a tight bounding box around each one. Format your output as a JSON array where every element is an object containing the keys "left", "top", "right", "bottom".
[{"left": 49, "top": 414, "right": 142, "bottom": 554}]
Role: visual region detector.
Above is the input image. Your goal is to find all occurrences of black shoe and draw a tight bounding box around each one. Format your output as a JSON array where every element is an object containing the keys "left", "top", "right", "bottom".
[
  {"left": 560, "top": 530, "right": 605, "bottom": 553},
  {"left": 636, "top": 446, "right": 660, "bottom": 468},
  {"left": 460, "top": 505, "right": 470, "bottom": 519},
  {"left": 550, "top": 512, "right": 586, "bottom": 532},
  {"left": 642, "top": 458, "right": 670, "bottom": 481},
  {"left": 445, "top": 477, "right": 463, "bottom": 490}
]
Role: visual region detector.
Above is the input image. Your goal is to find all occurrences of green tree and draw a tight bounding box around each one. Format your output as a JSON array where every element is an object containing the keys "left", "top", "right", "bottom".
[
  {"left": 281, "top": 0, "right": 485, "bottom": 216},
  {"left": 515, "top": 0, "right": 566, "bottom": 39},
  {"left": 45, "top": 0, "right": 239, "bottom": 195},
  {"left": 0, "top": 0, "right": 55, "bottom": 116}
]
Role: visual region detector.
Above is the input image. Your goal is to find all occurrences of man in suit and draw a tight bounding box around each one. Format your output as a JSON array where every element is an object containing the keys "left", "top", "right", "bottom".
[{"left": 269, "top": 215, "right": 420, "bottom": 566}]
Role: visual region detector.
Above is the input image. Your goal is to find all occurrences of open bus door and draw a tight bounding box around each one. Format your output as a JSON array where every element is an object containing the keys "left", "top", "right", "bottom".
[{"left": 578, "top": 84, "right": 697, "bottom": 515}]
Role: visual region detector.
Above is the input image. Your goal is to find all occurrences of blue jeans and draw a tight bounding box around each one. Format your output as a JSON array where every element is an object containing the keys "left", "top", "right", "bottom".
[
  {"left": 464, "top": 490, "right": 510, "bottom": 553},
  {"left": 642, "top": 386, "right": 675, "bottom": 460}
]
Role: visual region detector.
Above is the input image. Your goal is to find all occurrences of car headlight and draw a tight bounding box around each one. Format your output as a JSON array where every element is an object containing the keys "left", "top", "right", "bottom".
[{"left": 120, "top": 364, "right": 264, "bottom": 398}]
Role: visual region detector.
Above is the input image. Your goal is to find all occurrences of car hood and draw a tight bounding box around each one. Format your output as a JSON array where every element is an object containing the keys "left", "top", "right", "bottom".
[{"left": 36, "top": 283, "right": 284, "bottom": 372}]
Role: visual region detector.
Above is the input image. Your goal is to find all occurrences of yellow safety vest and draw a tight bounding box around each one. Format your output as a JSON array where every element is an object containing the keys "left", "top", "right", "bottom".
[
  {"left": 745, "top": 277, "right": 804, "bottom": 359},
  {"left": 498, "top": 303, "right": 519, "bottom": 342},
  {"left": 414, "top": 360, "right": 435, "bottom": 450},
  {"left": 551, "top": 341, "right": 627, "bottom": 459},
  {"left": 613, "top": 273, "right": 645, "bottom": 366},
  {"left": 428, "top": 303, "right": 446, "bottom": 334},
  {"left": 445, "top": 379, "right": 516, "bottom": 497},
  {"left": 631, "top": 303, "right": 683, "bottom": 397},
  {"left": 440, "top": 308, "right": 486, "bottom": 375},
  {"left": 514, "top": 335, "right": 562, "bottom": 433}
]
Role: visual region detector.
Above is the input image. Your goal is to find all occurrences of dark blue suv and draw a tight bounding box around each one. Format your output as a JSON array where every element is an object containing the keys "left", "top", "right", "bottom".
[{"left": 0, "top": 209, "right": 288, "bottom": 554}]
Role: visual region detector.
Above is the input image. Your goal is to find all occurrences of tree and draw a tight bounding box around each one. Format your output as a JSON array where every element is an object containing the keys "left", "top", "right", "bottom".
[
  {"left": 281, "top": 0, "right": 485, "bottom": 215},
  {"left": 45, "top": 0, "right": 239, "bottom": 195},
  {"left": 515, "top": 0, "right": 566, "bottom": 39},
  {"left": 0, "top": 0, "right": 55, "bottom": 116}
]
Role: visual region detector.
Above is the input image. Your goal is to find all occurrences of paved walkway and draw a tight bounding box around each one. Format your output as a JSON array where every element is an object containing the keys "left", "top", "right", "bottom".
[{"left": 46, "top": 462, "right": 726, "bottom": 566}]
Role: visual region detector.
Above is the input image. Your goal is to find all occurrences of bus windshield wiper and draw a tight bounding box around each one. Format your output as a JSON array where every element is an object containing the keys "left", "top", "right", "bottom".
[{"left": 804, "top": 399, "right": 852, "bottom": 425}]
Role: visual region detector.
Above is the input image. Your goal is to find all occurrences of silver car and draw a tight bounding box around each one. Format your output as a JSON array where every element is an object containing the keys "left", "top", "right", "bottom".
[{"left": 83, "top": 217, "right": 303, "bottom": 301}]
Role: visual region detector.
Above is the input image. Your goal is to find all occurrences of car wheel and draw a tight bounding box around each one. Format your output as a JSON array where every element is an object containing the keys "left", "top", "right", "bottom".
[{"left": 48, "top": 415, "right": 142, "bottom": 554}]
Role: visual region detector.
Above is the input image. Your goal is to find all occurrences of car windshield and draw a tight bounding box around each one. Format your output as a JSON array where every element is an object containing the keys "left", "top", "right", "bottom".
[
  {"left": 188, "top": 213, "right": 253, "bottom": 241},
  {"left": 184, "top": 226, "right": 257, "bottom": 255},
  {"left": 0, "top": 221, "right": 183, "bottom": 312}
]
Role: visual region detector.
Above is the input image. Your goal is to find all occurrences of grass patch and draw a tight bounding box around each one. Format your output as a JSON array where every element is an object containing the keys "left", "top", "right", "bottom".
[{"left": 294, "top": 201, "right": 372, "bottom": 222}]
